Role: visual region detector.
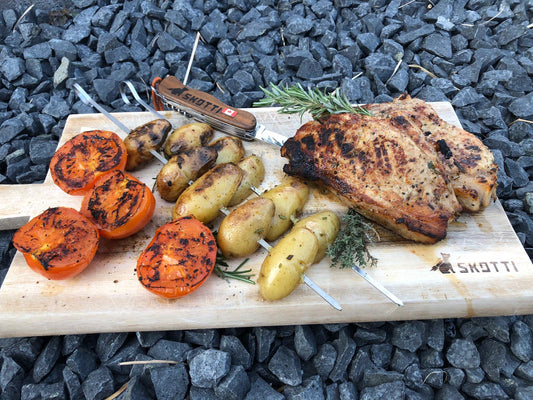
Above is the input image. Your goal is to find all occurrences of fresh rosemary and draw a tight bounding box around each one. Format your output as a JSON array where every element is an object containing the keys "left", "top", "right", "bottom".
[
  {"left": 327, "top": 209, "right": 378, "bottom": 269},
  {"left": 214, "top": 252, "right": 255, "bottom": 284},
  {"left": 254, "top": 82, "right": 372, "bottom": 120}
]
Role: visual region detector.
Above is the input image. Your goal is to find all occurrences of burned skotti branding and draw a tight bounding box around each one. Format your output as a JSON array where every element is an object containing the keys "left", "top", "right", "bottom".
[
  {"left": 169, "top": 87, "right": 227, "bottom": 115},
  {"left": 431, "top": 253, "right": 519, "bottom": 274}
]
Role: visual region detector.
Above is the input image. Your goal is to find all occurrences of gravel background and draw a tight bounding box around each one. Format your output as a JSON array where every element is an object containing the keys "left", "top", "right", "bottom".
[{"left": 1, "top": 0, "right": 533, "bottom": 399}]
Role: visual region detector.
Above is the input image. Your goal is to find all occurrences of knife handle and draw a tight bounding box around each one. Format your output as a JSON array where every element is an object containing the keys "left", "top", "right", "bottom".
[{"left": 156, "top": 76, "right": 258, "bottom": 140}]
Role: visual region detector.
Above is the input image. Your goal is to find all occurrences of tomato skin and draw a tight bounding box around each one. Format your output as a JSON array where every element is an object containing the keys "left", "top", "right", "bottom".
[
  {"left": 137, "top": 216, "right": 217, "bottom": 299},
  {"left": 80, "top": 170, "right": 156, "bottom": 239},
  {"left": 13, "top": 207, "right": 100, "bottom": 280},
  {"left": 50, "top": 130, "right": 127, "bottom": 196}
]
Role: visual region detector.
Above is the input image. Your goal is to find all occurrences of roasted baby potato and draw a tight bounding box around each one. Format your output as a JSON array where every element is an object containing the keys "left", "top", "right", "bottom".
[
  {"left": 217, "top": 197, "right": 275, "bottom": 258},
  {"left": 261, "top": 177, "right": 309, "bottom": 241},
  {"left": 209, "top": 136, "right": 245, "bottom": 164},
  {"left": 228, "top": 155, "right": 265, "bottom": 206},
  {"left": 163, "top": 122, "right": 214, "bottom": 158},
  {"left": 124, "top": 119, "right": 172, "bottom": 171},
  {"left": 258, "top": 227, "right": 319, "bottom": 301},
  {"left": 172, "top": 162, "right": 243, "bottom": 223},
  {"left": 293, "top": 211, "right": 340, "bottom": 263},
  {"left": 156, "top": 147, "right": 218, "bottom": 202}
]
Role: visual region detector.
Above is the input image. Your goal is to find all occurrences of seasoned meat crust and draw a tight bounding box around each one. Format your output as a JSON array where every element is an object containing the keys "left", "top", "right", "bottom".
[
  {"left": 367, "top": 95, "right": 498, "bottom": 212},
  {"left": 281, "top": 113, "right": 462, "bottom": 244}
]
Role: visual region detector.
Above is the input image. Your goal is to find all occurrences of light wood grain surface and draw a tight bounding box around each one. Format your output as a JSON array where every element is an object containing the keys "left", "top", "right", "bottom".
[{"left": 0, "top": 105, "right": 531, "bottom": 338}]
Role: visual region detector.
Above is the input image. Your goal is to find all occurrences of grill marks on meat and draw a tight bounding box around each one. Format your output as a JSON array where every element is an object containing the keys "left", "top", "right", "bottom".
[
  {"left": 281, "top": 113, "right": 462, "bottom": 244},
  {"left": 367, "top": 95, "right": 498, "bottom": 212}
]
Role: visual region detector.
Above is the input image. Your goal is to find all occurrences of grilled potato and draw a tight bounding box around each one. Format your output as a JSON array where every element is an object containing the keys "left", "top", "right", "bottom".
[
  {"left": 261, "top": 177, "right": 309, "bottom": 241},
  {"left": 293, "top": 211, "right": 340, "bottom": 263},
  {"left": 209, "top": 136, "right": 245, "bottom": 164},
  {"left": 163, "top": 122, "right": 213, "bottom": 158},
  {"left": 172, "top": 163, "right": 242, "bottom": 223},
  {"left": 258, "top": 227, "right": 319, "bottom": 301},
  {"left": 217, "top": 197, "right": 275, "bottom": 258},
  {"left": 228, "top": 155, "right": 265, "bottom": 206},
  {"left": 124, "top": 119, "right": 172, "bottom": 171},
  {"left": 156, "top": 147, "right": 218, "bottom": 202}
]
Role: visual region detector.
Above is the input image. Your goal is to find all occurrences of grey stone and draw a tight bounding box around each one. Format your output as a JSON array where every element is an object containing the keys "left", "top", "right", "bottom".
[
  {"left": 189, "top": 349, "right": 231, "bottom": 388},
  {"left": 354, "top": 327, "right": 387, "bottom": 345},
  {"left": 329, "top": 329, "right": 357, "bottom": 382},
  {"left": 516, "top": 386, "right": 533, "bottom": 400},
  {"left": 220, "top": 335, "right": 252, "bottom": 370},
  {"left": 104, "top": 45, "right": 131, "bottom": 64},
  {"left": 244, "top": 374, "right": 284, "bottom": 400},
  {"left": 214, "top": 365, "right": 250, "bottom": 400},
  {"left": 150, "top": 364, "right": 189, "bottom": 400},
  {"left": 96, "top": 332, "right": 128, "bottom": 363},
  {"left": 444, "top": 367, "right": 465, "bottom": 388},
  {"left": 422, "top": 33, "right": 452, "bottom": 59},
  {"left": 420, "top": 348, "right": 444, "bottom": 369},
  {"left": 63, "top": 366, "right": 83, "bottom": 400},
  {"left": 312, "top": 342, "right": 337, "bottom": 378},
  {"left": 284, "top": 375, "right": 324, "bottom": 400},
  {"left": 66, "top": 347, "right": 98, "bottom": 381},
  {"left": 0, "top": 118, "right": 24, "bottom": 145},
  {"left": 461, "top": 382, "right": 508, "bottom": 399},
  {"left": 236, "top": 21, "right": 270, "bottom": 41},
  {"left": 391, "top": 348, "right": 418, "bottom": 373},
  {"left": 82, "top": 367, "right": 115, "bottom": 400},
  {"left": 1, "top": 56, "right": 25, "bottom": 81},
  {"left": 370, "top": 343, "right": 392, "bottom": 368},
  {"left": 32, "top": 336, "right": 61, "bottom": 383},
  {"left": 147, "top": 340, "right": 191, "bottom": 363},
  {"left": 509, "top": 93, "right": 533, "bottom": 119},
  {"left": 184, "top": 329, "right": 220, "bottom": 348},
  {"left": 62, "top": 24, "right": 91, "bottom": 43},
  {"left": 364, "top": 53, "right": 397, "bottom": 82},
  {"left": 435, "top": 384, "right": 465, "bottom": 400},
  {"left": 42, "top": 96, "right": 70, "bottom": 119},
  {"left": 254, "top": 327, "right": 276, "bottom": 362},
  {"left": 476, "top": 317, "right": 512, "bottom": 343},
  {"left": 49, "top": 38, "right": 78, "bottom": 61},
  {"left": 515, "top": 360, "right": 533, "bottom": 381},
  {"left": 506, "top": 158, "right": 530, "bottom": 188},
  {"left": 357, "top": 32, "right": 380, "bottom": 54},
  {"left": 446, "top": 339, "right": 480, "bottom": 369},
  {"left": 268, "top": 345, "right": 302, "bottom": 386},
  {"left": 294, "top": 325, "right": 317, "bottom": 362},
  {"left": 391, "top": 321, "right": 426, "bottom": 352},
  {"left": 0, "top": 356, "right": 24, "bottom": 392},
  {"left": 360, "top": 381, "right": 405, "bottom": 400},
  {"left": 452, "top": 87, "right": 485, "bottom": 107},
  {"left": 297, "top": 58, "right": 323, "bottom": 79},
  {"left": 404, "top": 364, "right": 425, "bottom": 389},
  {"left": 427, "top": 320, "right": 445, "bottom": 352},
  {"left": 363, "top": 368, "right": 403, "bottom": 387}
]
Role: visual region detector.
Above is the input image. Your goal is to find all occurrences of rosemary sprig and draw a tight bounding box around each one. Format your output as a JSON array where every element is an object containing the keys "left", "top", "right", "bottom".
[
  {"left": 254, "top": 82, "right": 372, "bottom": 120},
  {"left": 327, "top": 209, "right": 378, "bottom": 269},
  {"left": 214, "top": 252, "right": 255, "bottom": 284}
]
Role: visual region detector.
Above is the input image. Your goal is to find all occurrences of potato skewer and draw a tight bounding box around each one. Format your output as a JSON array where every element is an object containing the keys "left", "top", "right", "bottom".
[{"left": 217, "top": 179, "right": 342, "bottom": 310}]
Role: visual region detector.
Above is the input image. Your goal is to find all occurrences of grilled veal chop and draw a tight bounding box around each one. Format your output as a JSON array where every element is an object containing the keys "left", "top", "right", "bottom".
[
  {"left": 366, "top": 95, "right": 498, "bottom": 212},
  {"left": 281, "top": 112, "right": 462, "bottom": 244}
]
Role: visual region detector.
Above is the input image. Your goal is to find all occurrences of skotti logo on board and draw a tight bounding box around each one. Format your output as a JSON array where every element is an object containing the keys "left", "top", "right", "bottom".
[{"left": 431, "top": 253, "right": 519, "bottom": 274}]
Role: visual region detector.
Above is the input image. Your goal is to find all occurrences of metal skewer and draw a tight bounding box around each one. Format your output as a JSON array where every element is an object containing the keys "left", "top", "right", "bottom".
[
  {"left": 352, "top": 265, "right": 403, "bottom": 306},
  {"left": 73, "top": 83, "right": 169, "bottom": 166}
]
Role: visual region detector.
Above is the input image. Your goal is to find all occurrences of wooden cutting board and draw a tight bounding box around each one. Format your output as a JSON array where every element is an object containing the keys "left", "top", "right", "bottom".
[{"left": 0, "top": 105, "right": 531, "bottom": 338}]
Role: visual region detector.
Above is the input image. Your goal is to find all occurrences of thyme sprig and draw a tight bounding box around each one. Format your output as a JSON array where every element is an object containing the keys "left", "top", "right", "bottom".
[
  {"left": 254, "top": 83, "right": 372, "bottom": 120},
  {"left": 327, "top": 209, "right": 378, "bottom": 269},
  {"left": 214, "top": 253, "right": 255, "bottom": 284}
]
